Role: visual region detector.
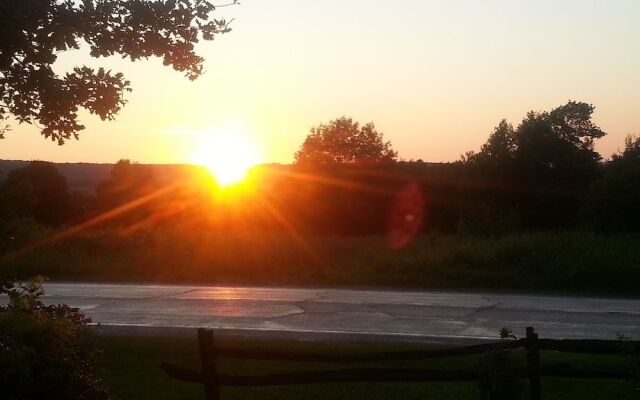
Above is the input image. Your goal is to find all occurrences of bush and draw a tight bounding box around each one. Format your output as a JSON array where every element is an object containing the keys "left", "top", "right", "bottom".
[{"left": 0, "top": 278, "right": 108, "bottom": 400}]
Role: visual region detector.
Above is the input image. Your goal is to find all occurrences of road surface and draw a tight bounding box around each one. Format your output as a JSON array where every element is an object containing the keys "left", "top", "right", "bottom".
[{"left": 33, "top": 283, "right": 640, "bottom": 342}]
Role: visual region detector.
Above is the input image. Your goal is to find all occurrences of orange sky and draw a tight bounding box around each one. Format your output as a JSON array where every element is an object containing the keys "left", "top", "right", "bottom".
[{"left": 2, "top": 1, "right": 640, "bottom": 165}]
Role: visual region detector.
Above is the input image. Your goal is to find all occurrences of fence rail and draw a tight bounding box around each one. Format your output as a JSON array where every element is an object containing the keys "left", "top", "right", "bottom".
[
  {"left": 211, "top": 339, "right": 526, "bottom": 362},
  {"left": 162, "top": 327, "right": 637, "bottom": 400},
  {"left": 537, "top": 338, "right": 629, "bottom": 354}
]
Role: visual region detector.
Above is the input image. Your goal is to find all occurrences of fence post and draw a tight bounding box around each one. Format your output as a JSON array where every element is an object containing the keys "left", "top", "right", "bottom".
[
  {"left": 526, "top": 327, "right": 541, "bottom": 400},
  {"left": 198, "top": 328, "right": 220, "bottom": 400}
]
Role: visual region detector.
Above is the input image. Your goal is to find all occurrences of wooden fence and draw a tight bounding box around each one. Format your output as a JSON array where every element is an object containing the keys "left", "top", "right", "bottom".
[{"left": 161, "top": 327, "right": 637, "bottom": 400}]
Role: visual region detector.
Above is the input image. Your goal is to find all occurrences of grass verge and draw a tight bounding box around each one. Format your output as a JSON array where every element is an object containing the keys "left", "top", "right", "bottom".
[{"left": 7, "top": 230, "right": 640, "bottom": 296}]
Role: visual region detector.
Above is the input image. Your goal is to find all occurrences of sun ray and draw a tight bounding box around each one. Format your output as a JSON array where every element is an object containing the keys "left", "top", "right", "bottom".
[
  {"left": 1, "top": 184, "right": 179, "bottom": 263},
  {"left": 257, "top": 193, "right": 319, "bottom": 261}
]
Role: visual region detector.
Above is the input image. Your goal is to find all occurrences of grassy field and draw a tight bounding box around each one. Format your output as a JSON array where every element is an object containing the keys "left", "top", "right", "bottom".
[
  {"left": 98, "top": 334, "right": 637, "bottom": 400},
  {"left": 6, "top": 229, "right": 640, "bottom": 296}
]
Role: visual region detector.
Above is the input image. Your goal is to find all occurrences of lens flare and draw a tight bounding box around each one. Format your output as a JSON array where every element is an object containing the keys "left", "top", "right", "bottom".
[{"left": 386, "top": 182, "right": 424, "bottom": 249}]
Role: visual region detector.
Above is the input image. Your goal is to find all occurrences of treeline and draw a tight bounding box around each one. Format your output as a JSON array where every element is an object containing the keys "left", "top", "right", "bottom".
[{"left": 1, "top": 101, "right": 639, "bottom": 245}]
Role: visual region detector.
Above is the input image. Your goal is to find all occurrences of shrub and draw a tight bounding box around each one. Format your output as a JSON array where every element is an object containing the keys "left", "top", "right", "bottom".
[{"left": 0, "top": 278, "right": 108, "bottom": 400}]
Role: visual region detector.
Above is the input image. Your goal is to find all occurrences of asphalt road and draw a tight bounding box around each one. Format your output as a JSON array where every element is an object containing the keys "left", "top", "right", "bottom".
[{"left": 34, "top": 283, "right": 640, "bottom": 342}]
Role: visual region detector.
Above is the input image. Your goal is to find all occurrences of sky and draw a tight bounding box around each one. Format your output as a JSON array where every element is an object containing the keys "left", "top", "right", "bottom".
[{"left": 2, "top": 0, "right": 640, "bottom": 165}]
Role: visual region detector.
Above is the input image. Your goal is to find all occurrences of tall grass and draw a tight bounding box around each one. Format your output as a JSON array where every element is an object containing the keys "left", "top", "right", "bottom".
[{"left": 5, "top": 227, "right": 640, "bottom": 295}]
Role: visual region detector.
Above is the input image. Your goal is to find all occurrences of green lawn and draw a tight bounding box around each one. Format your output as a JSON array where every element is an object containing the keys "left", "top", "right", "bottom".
[{"left": 98, "top": 334, "right": 638, "bottom": 400}]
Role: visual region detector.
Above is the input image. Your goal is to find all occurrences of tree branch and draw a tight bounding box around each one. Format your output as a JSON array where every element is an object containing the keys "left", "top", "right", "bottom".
[
  {"left": 213, "top": 1, "right": 240, "bottom": 8},
  {"left": 12, "top": 56, "right": 27, "bottom": 69}
]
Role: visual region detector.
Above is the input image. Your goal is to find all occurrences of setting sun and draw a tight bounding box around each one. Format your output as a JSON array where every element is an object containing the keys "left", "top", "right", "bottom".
[{"left": 192, "top": 130, "right": 261, "bottom": 187}]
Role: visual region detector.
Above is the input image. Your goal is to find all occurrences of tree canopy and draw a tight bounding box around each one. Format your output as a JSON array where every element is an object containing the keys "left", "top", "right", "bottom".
[
  {"left": 464, "top": 101, "right": 606, "bottom": 229},
  {"left": 95, "top": 159, "right": 157, "bottom": 211},
  {"left": 586, "top": 135, "right": 640, "bottom": 231},
  {"left": 294, "top": 116, "right": 397, "bottom": 165},
  {"left": 0, "top": 161, "right": 71, "bottom": 226},
  {"left": 0, "top": 0, "right": 235, "bottom": 143},
  {"left": 468, "top": 101, "right": 604, "bottom": 183}
]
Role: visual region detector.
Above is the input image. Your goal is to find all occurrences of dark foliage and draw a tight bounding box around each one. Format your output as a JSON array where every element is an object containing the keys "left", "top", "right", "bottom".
[
  {"left": 94, "top": 159, "right": 159, "bottom": 212},
  {"left": 585, "top": 135, "right": 640, "bottom": 232},
  {"left": 463, "top": 101, "right": 604, "bottom": 230},
  {"left": 0, "top": 278, "right": 108, "bottom": 400},
  {"left": 0, "top": 0, "right": 234, "bottom": 143},
  {"left": 0, "top": 161, "right": 73, "bottom": 226}
]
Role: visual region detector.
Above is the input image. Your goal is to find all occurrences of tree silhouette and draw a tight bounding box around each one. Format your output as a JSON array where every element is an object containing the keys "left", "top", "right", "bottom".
[
  {"left": 0, "top": 0, "right": 235, "bottom": 143},
  {"left": 586, "top": 135, "right": 640, "bottom": 231},
  {"left": 0, "top": 161, "right": 72, "bottom": 226},
  {"left": 95, "top": 159, "right": 157, "bottom": 212},
  {"left": 464, "top": 101, "right": 606, "bottom": 229},
  {"left": 467, "top": 119, "right": 516, "bottom": 179},
  {"left": 295, "top": 117, "right": 397, "bottom": 165},
  {"left": 514, "top": 102, "right": 604, "bottom": 190}
]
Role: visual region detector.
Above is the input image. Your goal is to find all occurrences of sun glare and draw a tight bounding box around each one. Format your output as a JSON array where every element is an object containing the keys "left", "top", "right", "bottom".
[{"left": 192, "top": 130, "right": 261, "bottom": 187}]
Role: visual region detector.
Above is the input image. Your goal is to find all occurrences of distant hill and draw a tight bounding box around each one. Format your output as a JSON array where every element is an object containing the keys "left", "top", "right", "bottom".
[
  {"left": 0, "top": 159, "right": 444, "bottom": 193},
  {"left": 0, "top": 160, "right": 204, "bottom": 193},
  {"left": 0, "top": 160, "right": 114, "bottom": 192}
]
